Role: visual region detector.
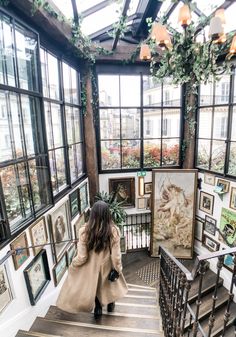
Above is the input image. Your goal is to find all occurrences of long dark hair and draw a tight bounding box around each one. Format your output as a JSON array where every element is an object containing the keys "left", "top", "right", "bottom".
[{"left": 86, "top": 200, "right": 112, "bottom": 253}]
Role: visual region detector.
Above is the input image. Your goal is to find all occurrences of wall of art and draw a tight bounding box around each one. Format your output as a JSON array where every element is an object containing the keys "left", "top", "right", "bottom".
[{"left": 0, "top": 178, "right": 90, "bottom": 337}]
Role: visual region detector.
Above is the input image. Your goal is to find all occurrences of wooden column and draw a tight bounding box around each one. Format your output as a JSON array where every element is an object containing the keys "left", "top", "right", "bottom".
[{"left": 82, "top": 67, "right": 99, "bottom": 204}]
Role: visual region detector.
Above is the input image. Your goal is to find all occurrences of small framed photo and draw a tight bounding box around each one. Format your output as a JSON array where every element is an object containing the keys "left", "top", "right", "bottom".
[
  {"left": 69, "top": 189, "right": 80, "bottom": 219},
  {"left": 10, "top": 232, "right": 30, "bottom": 270},
  {"left": 23, "top": 249, "right": 51, "bottom": 305},
  {"left": 137, "top": 197, "right": 146, "bottom": 209},
  {"left": 0, "top": 264, "right": 13, "bottom": 313},
  {"left": 216, "top": 179, "right": 230, "bottom": 193},
  {"left": 204, "top": 173, "right": 215, "bottom": 186},
  {"left": 223, "top": 254, "right": 234, "bottom": 272},
  {"left": 199, "top": 191, "right": 214, "bottom": 215},
  {"left": 146, "top": 196, "right": 152, "bottom": 210},
  {"left": 204, "top": 215, "right": 216, "bottom": 236},
  {"left": 79, "top": 182, "right": 89, "bottom": 213},
  {"left": 66, "top": 244, "right": 77, "bottom": 266},
  {"left": 120, "top": 236, "right": 126, "bottom": 254},
  {"left": 195, "top": 216, "right": 204, "bottom": 242},
  {"left": 229, "top": 187, "right": 236, "bottom": 210},
  {"left": 202, "top": 234, "right": 220, "bottom": 252},
  {"left": 74, "top": 213, "right": 86, "bottom": 240},
  {"left": 29, "top": 217, "right": 48, "bottom": 256},
  {"left": 144, "top": 182, "right": 152, "bottom": 194},
  {"left": 109, "top": 177, "right": 135, "bottom": 207},
  {"left": 52, "top": 253, "right": 67, "bottom": 286}
]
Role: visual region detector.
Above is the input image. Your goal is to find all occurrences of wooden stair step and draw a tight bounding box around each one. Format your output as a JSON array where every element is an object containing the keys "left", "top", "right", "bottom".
[
  {"left": 223, "top": 324, "right": 236, "bottom": 337},
  {"left": 128, "top": 288, "right": 157, "bottom": 297},
  {"left": 106, "top": 302, "right": 159, "bottom": 316},
  {"left": 30, "top": 317, "right": 161, "bottom": 337},
  {"left": 119, "top": 294, "right": 157, "bottom": 305},
  {"left": 16, "top": 331, "right": 62, "bottom": 337},
  {"left": 127, "top": 283, "right": 156, "bottom": 290},
  {"left": 46, "top": 306, "right": 159, "bottom": 330}
]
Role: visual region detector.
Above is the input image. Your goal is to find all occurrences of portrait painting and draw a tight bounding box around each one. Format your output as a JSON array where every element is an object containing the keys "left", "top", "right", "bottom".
[
  {"left": 48, "top": 201, "right": 71, "bottom": 262},
  {"left": 69, "top": 189, "right": 79, "bottom": 219},
  {"left": 67, "top": 244, "right": 77, "bottom": 266},
  {"left": 199, "top": 191, "right": 214, "bottom": 215},
  {"left": 223, "top": 254, "right": 234, "bottom": 272},
  {"left": 144, "top": 182, "right": 152, "bottom": 194},
  {"left": 29, "top": 217, "right": 48, "bottom": 255},
  {"left": 202, "top": 234, "right": 220, "bottom": 252},
  {"left": 151, "top": 169, "right": 197, "bottom": 258},
  {"left": 204, "top": 215, "right": 216, "bottom": 236},
  {"left": 52, "top": 253, "right": 67, "bottom": 286},
  {"left": 74, "top": 213, "right": 85, "bottom": 239},
  {"left": 195, "top": 216, "right": 204, "bottom": 242},
  {"left": 229, "top": 187, "right": 236, "bottom": 210},
  {"left": 109, "top": 177, "right": 135, "bottom": 207},
  {"left": 216, "top": 179, "right": 230, "bottom": 193},
  {"left": 10, "top": 232, "right": 30, "bottom": 270},
  {"left": 79, "top": 182, "right": 89, "bottom": 213},
  {"left": 23, "top": 249, "right": 51, "bottom": 305},
  {"left": 220, "top": 208, "right": 236, "bottom": 247},
  {"left": 204, "top": 173, "right": 215, "bottom": 186},
  {"left": 0, "top": 264, "right": 13, "bottom": 313}
]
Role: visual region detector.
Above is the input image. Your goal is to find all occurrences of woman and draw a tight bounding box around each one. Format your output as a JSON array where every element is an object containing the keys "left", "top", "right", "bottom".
[{"left": 56, "top": 200, "right": 128, "bottom": 318}]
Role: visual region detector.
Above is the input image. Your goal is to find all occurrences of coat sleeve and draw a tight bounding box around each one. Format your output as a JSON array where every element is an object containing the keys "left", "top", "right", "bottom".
[
  {"left": 111, "top": 225, "right": 122, "bottom": 274},
  {"left": 72, "top": 226, "right": 88, "bottom": 267}
]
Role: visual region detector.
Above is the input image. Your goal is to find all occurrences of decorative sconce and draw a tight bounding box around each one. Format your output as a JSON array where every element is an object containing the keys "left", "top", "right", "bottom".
[{"left": 138, "top": 176, "right": 145, "bottom": 197}]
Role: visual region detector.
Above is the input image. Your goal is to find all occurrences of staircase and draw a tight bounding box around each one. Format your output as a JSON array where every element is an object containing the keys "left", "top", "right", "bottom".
[{"left": 16, "top": 283, "right": 163, "bottom": 337}]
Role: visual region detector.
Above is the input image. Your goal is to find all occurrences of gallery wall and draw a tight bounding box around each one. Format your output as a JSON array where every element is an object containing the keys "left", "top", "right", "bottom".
[{"left": 0, "top": 178, "right": 90, "bottom": 337}]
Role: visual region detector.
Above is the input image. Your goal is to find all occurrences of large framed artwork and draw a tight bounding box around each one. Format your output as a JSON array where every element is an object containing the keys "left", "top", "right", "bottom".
[
  {"left": 151, "top": 169, "right": 197, "bottom": 258},
  {"left": 29, "top": 217, "right": 48, "bottom": 255},
  {"left": 48, "top": 201, "right": 71, "bottom": 262},
  {"left": 109, "top": 177, "right": 135, "bottom": 207},
  {"left": 23, "top": 249, "right": 51, "bottom": 305},
  {"left": 10, "top": 232, "right": 30, "bottom": 270},
  {"left": 52, "top": 253, "right": 67, "bottom": 286},
  {"left": 0, "top": 264, "right": 13, "bottom": 313},
  {"left": 69, "top": 189, "right": 80, "bottom": 219},
  {"left": 79, "top": 182, "right": 89, "bottom": 213},
  {"left": 219, "top": 208, "right": 236, "bottom": 247}
]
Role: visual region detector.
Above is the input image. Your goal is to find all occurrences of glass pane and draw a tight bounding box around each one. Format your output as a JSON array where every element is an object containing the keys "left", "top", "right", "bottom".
[
  {"left": 9, "top": 93, "right": 24, "bottom": 158},
  {"left": 211, "top": 140, "right": 226, "bottom": 173},
  {"left": 0, "top": 15, "right": 16, "bottom": 87},
  {"left": 163, "top": 80, "right": 181, "bottom": 106},
  {"left": 74, "top": 108, "right": 81, "bottom": 142},
  {"left": 234, "top": 71, "right": 236, "bottom": 103},
  {"left": 121, "top": 109, "right": 140, "bottom": 139},
  {"left": 0, "top": 91, "right": 12, "bottom": 162},
  {"left": 213, "top": 107, "right": 228, "bottom": 140},
  {"left": 51, "top": 103, "right": 63, "bottom": 147},
  {"left": 198, "top": 108, "right": 212, "bottom": 138},
  {"left": 48, "top": 53, "right": 59, "bottom": 100},
  {"left": 163, "top": 109, "right": 180, "bottom": 138},
  {"left": 228, "top": 142, "right": 236, "bottom": 176},
  {"left": 21, "top": 95, "right": 36, "bottom": 156},
  {"left": 55, "top": 148, "right": 66, "bottom": 191},
  {"left": 197, "top": 139, "right": 210, "bottom": 169},
  {"left": 18, "top": 162, "right": 32, "bottom": 216},
  {"left": 144, "top": 139, "right": 161, "bottom": 168},
  {"left": 122, "top": 140, "right": 140, "bottom": 169},
  {"left": 143, "top": 109, "right": 161, "bottom": 138},
  {"left": 162, "top": 139, "right": 179, "bottom": 166},
  {"left": 200, "top": 81, "right": 214, "bottom": 106},
  {"left": 197, "top": 0, "right": 224, "bottom": 16},
  {"left": 71, "top": 68, "right": 79, "bottom": 104},
  {"left": 225, "top": 2, "right": 236, "bottom": 33},
  {"left": 101, "top": 140, "right": 121, "bottom": 170},
  {"left": 44, "top": 101, "right": 53, "bottom": 150},
  {"left": 65, "top": 106, "right": 74, "bottom": 144},
  {"left": 215, "top": 75, "right": 230, "bottom": 105},
  {"left": 49, "top": 150, "right": 57, "bottom": 193},
  {"left": 69, "top": 145, "right": 77, "bottom": 183},
  {"left": 143, "top": 76, "right": 161, "bottom": 106},
  {"left": 63, "top": 62, "right": 70, "bottom": 103},
  {"left": 231, "top": 107, "right": 236, "bottom": 141},
  {"left": 98, "top": 75, "right": 119, "bottom": 107},
  {"left": 76, "top": 0, "right": 104, "bottom": 12},
  {"left": 75, "top": 143, "right": 83, "bottom": 177},
  {"left": 40, "top": 48, "right": 49, "bottom": 97},
  {"left": 100, "top": 109, "right": 120, "bottom": 139},
  {"left": 15, "top": 24, "right": 38, "bottom": 92},
  {"left": 120, "top": 75, "right": 140, "bottom": 107},
  {"left": 51, "top": 0, "right": 73, "bottom": 19}
]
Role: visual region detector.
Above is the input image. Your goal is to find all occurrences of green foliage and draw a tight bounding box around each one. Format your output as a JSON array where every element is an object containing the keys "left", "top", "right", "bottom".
[
  {"left": 95, "top": 191, "right": 126, "bottom": 225},
  {"left": 0, "top": 0, "right": 9, "bottom": 6}
]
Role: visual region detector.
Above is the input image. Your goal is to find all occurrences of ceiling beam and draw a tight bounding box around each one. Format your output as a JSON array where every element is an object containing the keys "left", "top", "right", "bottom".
[
  {"left": 112, "top": 0, "right": 131, "bottom": 51},
  {"left": 71, "top": 0, "right": 79, "bottom": 25},
  {"left": 79, "top": 0, "right": 111, "bottom": 18}
]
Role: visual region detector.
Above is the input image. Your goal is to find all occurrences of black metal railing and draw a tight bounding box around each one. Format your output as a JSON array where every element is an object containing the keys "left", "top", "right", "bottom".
[
  {"left": 123, "top": 213, "right": 151, "bottom": 251},
  {"left": 159, "top": 246, "right": 236, "bottom": 337}
]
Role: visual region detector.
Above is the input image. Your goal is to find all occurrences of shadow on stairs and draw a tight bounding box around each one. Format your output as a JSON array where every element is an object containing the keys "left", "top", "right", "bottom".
[{"left": 16, "top": 283, "right": 163, "bottom": 337}]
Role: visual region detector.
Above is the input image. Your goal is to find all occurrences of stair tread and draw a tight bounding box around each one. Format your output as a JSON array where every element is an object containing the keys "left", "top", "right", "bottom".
[
  {"left": 30, "top": 317, "right": 161, "bottom": 337},
  {"left": 16, "top": 331, "right": 62, "bottom": 337},
  {"left": 127, "top": 283, "right": 156, "bottom": 290},
  {"left": 46, "top": 306, "right": 159, "bottom": 330},
  {"left": 118, "top": 295, "right": 157, "bottom": 305}
]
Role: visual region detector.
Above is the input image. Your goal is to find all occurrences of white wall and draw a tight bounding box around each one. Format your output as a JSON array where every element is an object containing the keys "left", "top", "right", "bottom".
[{"left": 0, "top": 178, "right": 90, "bottom": 337}]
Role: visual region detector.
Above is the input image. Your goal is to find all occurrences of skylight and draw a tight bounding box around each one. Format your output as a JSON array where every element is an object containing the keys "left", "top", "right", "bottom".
[
  {"left": 52, "top": 0, "right": 73, "bottom": 19},
  {"left": 167, "top": 2, "right": 199, "bottom": 31},
  {"left": 196, "top": 0, "right": 225, "bottom": 16}
]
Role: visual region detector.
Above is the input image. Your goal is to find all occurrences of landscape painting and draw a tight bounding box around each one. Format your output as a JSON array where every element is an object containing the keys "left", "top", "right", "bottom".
[{"left": 151, "top": 169, "right": 197, "bottom": 258}]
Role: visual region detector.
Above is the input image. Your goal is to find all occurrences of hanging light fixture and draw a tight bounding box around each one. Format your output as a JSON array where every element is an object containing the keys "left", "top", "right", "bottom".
[
  {"left": 139, "top": 43, "right": 151, "bottom": 61},
  {"left": 178, "top": 4, "right": 191, "bottom": 27}
]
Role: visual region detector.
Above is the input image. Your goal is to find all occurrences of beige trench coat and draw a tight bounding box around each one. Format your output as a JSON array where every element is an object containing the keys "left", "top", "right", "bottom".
[{"left": 56, "top": 224, "right": 128, "bottom": 313}]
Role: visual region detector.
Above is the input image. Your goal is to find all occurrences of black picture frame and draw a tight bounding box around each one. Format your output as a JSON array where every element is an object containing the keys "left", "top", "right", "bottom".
[
  {"left": 66, "top": 243, "right": 77, "bottom": 266},
  {"left": 204, "top": 215, "right": 217, "bottom": 236},
  {"left": 69, "top": 189, "right": 80, "bottom": 219},
  {"left": 52, "top": 253, "right": 67, "bottom": 286},
  {"left": 202, "top": 234, "right": 220, "bottom": 252},
  {"left": 79, "top": 182, "right": 89, "bottom": 213},
  {"left": 23, "top": 249, "right": 51, "bottom": 306},
  {"left": 144, "top": 182, "right": 152, "bottom": 194},
  {"left": 109, "top": 177, "right": 135, "bottom": 207},
  {"left": 195, "top": 216, "right": 204, "bottom": 242}
]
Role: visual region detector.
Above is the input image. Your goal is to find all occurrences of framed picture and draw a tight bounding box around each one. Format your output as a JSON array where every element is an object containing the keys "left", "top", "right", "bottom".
[
  {"left": 10, "top": 232, "right": 30, "bottom": 270},
  {"left": 220, "top": 208, "right": 236, "bottom": 247},
  {"left": 216, "top": 178, "right": 230, "bottom": 193},
  {"left": 204, "top": 173, "right": 215, "bottom": 186},
  {"left": 144, "top": 182, "right": 152, "bottom": 194},
  {"left": 29, "top": 217, "right": 48, "bottom": 256},
  {"left": 48, "top": 201, "right": 71, "bottom": 262},
  {"left": 74, "top": 213, "right": 86, "bottom": 239},
  {"left": 199, "top": 191, "right": 214, "bottom": 215},
  {"left": 195, "top": 216, "right": 204, "bottom": 242},
  {"left": 202, "top": 234, "right": 220, "bottom": 252},
  {"left": 23, "top": 249, "right": 51, "bottom": 305},
  {"left": 52, "top": 253, "right": 67, "bottom": 286},
  {"left": 223, "top": 254, "right": 234, "bottom": 272},
  {"left": 0, "top": 264, "right": 13, "bottom": 313},
  {"left": 120, "top": 236, "right": 126, "bottom": 254},
  {"left": 66, "top": 244, "right": 77, "bottom": 266},
  {"left": 109, "top": 177, "right": 135, "bottom": 207},
  {"left": 69, "top": 189, "right": 80, "bottom": 219},
  {"left": 151, "top": 169, "right": 197, "bottom": 258},
  {"left": 137, "top": 197, "right": 146, "bottom": 209},
  {"left": 79, "top": 182, "right": 89, "bottom": 213},
  {"left": 204, "top": 215, "right": 216, "bottom": 236},
  {"left": 229, "top": 187, "right": 236, "bottom": 210},
  {"left": 146, "top": 196, "right": 152, "bottom": 210}
]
